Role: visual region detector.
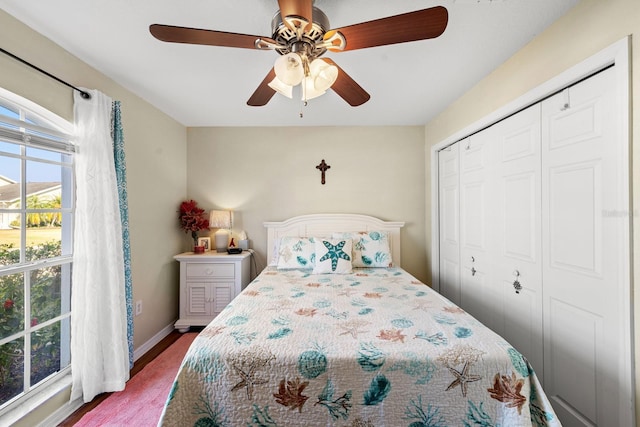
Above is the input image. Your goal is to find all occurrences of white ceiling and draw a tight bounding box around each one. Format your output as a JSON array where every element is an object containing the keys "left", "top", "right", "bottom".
[{"left": 0, "top": 0, "right": 578, "bottom": 127}]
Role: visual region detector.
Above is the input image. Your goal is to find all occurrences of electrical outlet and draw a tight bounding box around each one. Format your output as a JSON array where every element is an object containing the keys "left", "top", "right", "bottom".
[{"left": 135, "top": 300, "right": 142, "bottom": 316}]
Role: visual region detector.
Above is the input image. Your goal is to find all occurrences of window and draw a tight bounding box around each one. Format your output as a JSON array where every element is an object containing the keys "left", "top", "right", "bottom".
[{"left": 0, "top": 89, "right": 74, "bottom": 410}]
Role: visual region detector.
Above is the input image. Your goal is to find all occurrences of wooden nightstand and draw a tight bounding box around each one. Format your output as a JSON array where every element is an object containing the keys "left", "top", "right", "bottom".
[{"left": 173, "top": 251, "right": 251, "bottom": 332}]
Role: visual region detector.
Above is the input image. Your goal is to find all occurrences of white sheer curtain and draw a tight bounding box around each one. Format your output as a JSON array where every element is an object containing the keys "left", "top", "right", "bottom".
[{"left": 70, "top": 89, "right": 129, "bottom": 402}]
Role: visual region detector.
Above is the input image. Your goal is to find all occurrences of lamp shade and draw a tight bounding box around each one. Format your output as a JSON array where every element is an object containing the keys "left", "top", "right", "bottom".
[
  {"left": 274, "top": 53, "right": 304, "bottom": 86},
  {"left": 267, "top": 76, "right": 293, "bottom": 99},
  {"left": 309, "top": 59, "right": 338, "bottom": 92},
  {"left": 210, "top": 210, "right": 231, "bottom": 252},
  {"left": 209, "top": 210, "right": 231, "bottom": 229},
  {"left": 302, "top": 76, "right": 326, "bottom": 101}
]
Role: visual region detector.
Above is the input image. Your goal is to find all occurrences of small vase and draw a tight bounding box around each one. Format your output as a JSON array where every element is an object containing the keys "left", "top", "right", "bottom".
[{"left": 193, "top": 245, "right": 205, "bottom": 254}]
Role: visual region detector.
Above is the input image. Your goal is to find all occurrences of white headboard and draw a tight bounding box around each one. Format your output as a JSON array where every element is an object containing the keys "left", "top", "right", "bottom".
[{"left": 264, "top": 213, "right": 405, "bottom": 266}]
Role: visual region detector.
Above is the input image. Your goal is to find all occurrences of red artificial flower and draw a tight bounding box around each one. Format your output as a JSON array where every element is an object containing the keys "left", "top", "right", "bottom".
[
  {"left": 178, "top": 199, "right": 210, "bottom": 243},
  {"left": 4, "top": 298, "right": 14, "bottom": 310},
  {"left": 179, "top": 199, "right": 197, "bottom": 214}
]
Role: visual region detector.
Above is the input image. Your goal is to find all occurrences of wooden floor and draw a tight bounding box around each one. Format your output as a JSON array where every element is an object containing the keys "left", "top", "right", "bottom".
[{"left": 58, "top": 330, "right": 184, "bottom": 426}]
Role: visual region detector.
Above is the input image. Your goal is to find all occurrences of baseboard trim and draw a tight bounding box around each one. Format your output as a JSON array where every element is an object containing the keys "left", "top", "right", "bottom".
[{"left": 133, "top": 321, "right": 176, "bottom": 362}]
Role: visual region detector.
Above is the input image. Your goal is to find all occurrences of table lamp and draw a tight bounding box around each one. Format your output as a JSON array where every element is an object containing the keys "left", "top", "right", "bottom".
[{"left": 209, "top": 210, "right": 231, "bottom": 253}]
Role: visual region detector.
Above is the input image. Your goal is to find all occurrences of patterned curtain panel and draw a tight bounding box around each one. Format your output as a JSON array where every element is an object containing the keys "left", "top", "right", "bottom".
[
  {"left": 71, "top": 89, "right": 129, "bottom": 402},
  {"left": 111, "top": 101, "right": 133, "bottom": 369}
]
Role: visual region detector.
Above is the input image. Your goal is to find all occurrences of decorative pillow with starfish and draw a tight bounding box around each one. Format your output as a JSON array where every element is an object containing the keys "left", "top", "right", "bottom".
[
  {"left": 312, "top": 238, "right": 353, "bottom": 274},
  {"left": 332, "top": 231, "right": 392, "bottom": 267}
]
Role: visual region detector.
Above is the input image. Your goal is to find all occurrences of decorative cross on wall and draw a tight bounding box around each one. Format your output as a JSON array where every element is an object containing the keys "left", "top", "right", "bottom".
[{"left": 316, "top": 159, "right": 330, "bottom": 185}]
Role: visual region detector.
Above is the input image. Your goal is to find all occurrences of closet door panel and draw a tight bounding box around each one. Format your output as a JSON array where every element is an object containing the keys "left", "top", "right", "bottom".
[
  {"left": 459, "top": 134, "right": 496, "bottom": 330},
  {"left": 491, "top": 104, "right": 543, "bottom": 373},
  {"left": 502, "top": 173, "right": 537, "bottom": 261},
  {"left": 542, "top": 66, "right": 628, "bottom": 427},
  {"left": 461, "top": 182, "right": 485, "bottom": 248},
  {"left": 547, "top": 298, "right": 600, "bottom": 424},
  {"left": 548, "top": 161, "right": 602, "bottom": 275},
  {"left": 500, "top": 279, "right": 541, "bottom": 366},
  {"left": 438, "top": 143, "right": 460, "bottom": 304}
]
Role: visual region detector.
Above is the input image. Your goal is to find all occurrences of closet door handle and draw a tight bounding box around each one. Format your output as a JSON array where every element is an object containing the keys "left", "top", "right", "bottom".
[
  {"left": 471, "top": 266, "right": 477, "bottom": 276},
  {"left": 513, "top": 279, "right": 522, "bottom": 294},
  {"left": 513, "top": 270, "right": 522, "bottom": 294}
]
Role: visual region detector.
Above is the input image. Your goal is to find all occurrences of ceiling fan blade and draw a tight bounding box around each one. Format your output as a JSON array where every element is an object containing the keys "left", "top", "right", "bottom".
[
  {"left": 322, "top": 58, "right": 370, "bottom": 107},
  {"left": 150, "top": 24, "right": 276, "bottom": 50},
  {"left": 247, "top": 68, "right": 277, "bottom": 106},
  {"left": 278, "top": 0, "right": 313, "bottom": 32},
  {"left": 328, "top": 6, "right": 448, "bottom": 52}
]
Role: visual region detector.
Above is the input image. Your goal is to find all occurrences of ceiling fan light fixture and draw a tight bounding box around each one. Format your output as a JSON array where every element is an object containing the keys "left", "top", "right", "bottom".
[
  {"left": 267, "top": 76, "right": 293, "bottom": 99},
  {"left": 274, "top": 52, "right": 304, "bottom": 86},
  {"left": 152, "top": 5, "right": 448, "bottom": 108},
  {"left": 309, "top": 59, "right": 338, "bottom": 92},
  {"left": 302, "top": 76, "right": 326, "bottom": 101}
]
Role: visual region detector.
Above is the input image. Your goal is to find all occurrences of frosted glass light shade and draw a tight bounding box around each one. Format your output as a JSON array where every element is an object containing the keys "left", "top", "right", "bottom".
[
  {"left": 302, "top": 76, "right": 326, "bottom": 101},
  {"left": 274, "top": 53, "right": 304, "bottom": 86},
  {"left": 309, "top": 59, "right": 338, "bottom": 92},
  {"left": 268, "top": 76, "right": 293, "bottom": 98}
]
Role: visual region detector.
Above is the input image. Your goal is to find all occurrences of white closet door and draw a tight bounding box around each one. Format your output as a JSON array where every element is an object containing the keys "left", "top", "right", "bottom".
[
  {"left": 490, "top": 104, "right": 544, "bottom": 375},
  {"left": 438, "top": 143, "right": 461, "bottom": 304},
  {"left": 459, "top": 133, "right": 496, "bottom": 330},
  {"left": 541, "top": 66, "right": 631, "bottom": 426}
]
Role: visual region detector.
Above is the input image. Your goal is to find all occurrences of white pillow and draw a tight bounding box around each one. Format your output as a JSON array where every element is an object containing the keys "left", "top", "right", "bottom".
[
  {"left": 332, "top": 231, "right": 392, "bottom": 267},
  {"left": 276, "top": 236, "right": 317, "bottom": 269},
  {"left": 312, "top": 238, "right": 353, "bottom": 274}
]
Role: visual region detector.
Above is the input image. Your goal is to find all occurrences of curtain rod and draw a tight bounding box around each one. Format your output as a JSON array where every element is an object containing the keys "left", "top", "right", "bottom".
[{"left": 0, "top": 46, "right": 91, "bottom": 99}]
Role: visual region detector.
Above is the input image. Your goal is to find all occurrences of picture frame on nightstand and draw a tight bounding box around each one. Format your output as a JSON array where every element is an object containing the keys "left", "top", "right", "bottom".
[{"left": 197, "top": 237, "right": 211, "bottom": 251}]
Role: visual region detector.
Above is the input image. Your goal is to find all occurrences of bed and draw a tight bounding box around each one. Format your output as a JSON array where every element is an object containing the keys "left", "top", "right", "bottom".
[{"left": 159, "top": 214, "right": 560, "bottom": 426}]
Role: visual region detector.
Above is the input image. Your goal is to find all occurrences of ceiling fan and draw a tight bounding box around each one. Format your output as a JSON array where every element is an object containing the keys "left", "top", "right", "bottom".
[{"left": 150, "top": 1, "right": 448, "bottom": 107}]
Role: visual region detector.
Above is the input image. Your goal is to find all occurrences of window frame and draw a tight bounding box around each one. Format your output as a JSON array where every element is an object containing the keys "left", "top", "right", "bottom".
[{"left": 0, "top": 87, "right": 75, "bottom": 414}]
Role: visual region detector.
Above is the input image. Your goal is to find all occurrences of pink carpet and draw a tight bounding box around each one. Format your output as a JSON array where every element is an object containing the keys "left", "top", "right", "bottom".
[{"left": 75, "top": 332, "right": 197, "bottom": 427}]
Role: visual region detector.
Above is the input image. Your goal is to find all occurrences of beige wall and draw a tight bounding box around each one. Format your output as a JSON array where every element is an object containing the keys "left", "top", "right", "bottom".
[
  {"left": 187, "top": 126, "right": 429, "bottom": 283},
  {"left": 0, "top": 9, "right": 187, "bottom": 426},
  {"left": 424, "top": 0, "right": 640, "bottom": 421}
]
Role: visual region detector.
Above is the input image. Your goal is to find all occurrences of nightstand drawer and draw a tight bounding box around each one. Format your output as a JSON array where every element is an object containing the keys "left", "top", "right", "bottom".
[{"left": 186, "top": 263, "right": 234, "bottom": 278}]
